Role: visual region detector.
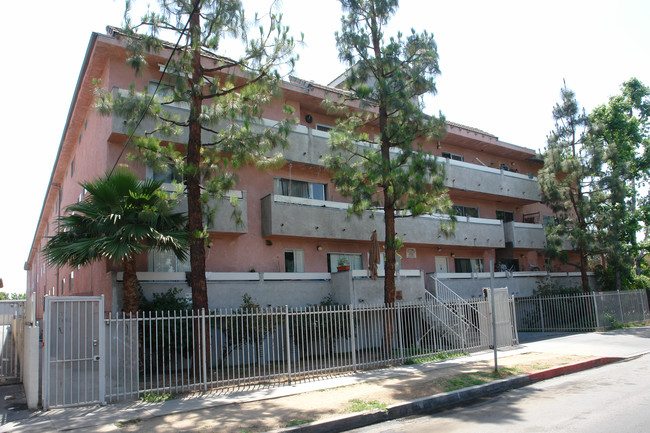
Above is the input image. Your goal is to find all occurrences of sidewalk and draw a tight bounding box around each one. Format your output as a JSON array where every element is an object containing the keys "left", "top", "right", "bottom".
[{"left": 3, "top": 327, "right": 650, "bottom": 433}]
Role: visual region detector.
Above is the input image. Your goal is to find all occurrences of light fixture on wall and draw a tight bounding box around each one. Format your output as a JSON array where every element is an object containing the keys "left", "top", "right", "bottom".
[
  {"left": 265, "top": 240, "right": 273, "bottom": 246},
  {"left": 317, "top": 245, "right": 323, "bottom": 251},
  {"left": 437, "top": 247, "right": 442, "bottom": 252},
  {"left": 450, "top": 252, "right": 455, "bottom": 258}
]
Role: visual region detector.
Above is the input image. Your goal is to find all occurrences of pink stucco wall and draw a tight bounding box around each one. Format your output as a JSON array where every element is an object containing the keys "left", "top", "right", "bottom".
[{"left": 26, "top": 32, "right": 573, "bottom": 316}]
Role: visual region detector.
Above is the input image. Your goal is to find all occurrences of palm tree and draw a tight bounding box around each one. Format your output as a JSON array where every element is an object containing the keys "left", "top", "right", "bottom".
[{"left": 43, "top": 167, "right": 189, "bottom": 313}]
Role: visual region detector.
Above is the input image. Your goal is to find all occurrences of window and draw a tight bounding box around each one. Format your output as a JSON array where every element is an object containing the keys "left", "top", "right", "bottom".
[
  {"left": 149, "top": 250, "right": 191, "bottom": 273},
  {"left": 542, "top": 215, "right": 556, "bottom": 227},
  {"left": 274, "top": 178, "right": 328, "bottom": 201},
  {"left": 453, "top": 205, "right": 479, "bottom": 218},
  {"left": 454, "top": 258, "right": 484, "bottom": 273},
  {"left": 442, "top": 151, "right": 464, "bottom": 161},
  {"left": 496, "top": 210, "right": 514, "bottom": 222},
  {"left": 315, "top": 124, "right": 333, "bottom": 132},
  {"left": 148, "top": 81, "right": 175, "bottom": 101},
  {"left": 378, "top": 252, "right": 402, "bottom": 271},
  {"left": 70, "top": 157, "right": 75, "bottom": 177},
  {"left": 327, "top": 253, "right": 363, "bottom": 272},
  {"left": 498, "top": 258, "right": 519, "bottom": 272},
  {"left": 69, "top": 272, "right": 74, "bottom": 293},
  {"left": 148, "top": 80, "right": 189, "bottom": 109},
  {"left": 285, "top": 249, "right": 305, "bottom": 272},
  {"left": 150, "top": 163, "right": 183, "bottom": 185}
]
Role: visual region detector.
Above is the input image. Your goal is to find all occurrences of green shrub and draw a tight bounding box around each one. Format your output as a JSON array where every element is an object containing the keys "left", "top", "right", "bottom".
[{"left": 533, "top": 278, "right": 582, "bottom": 296}]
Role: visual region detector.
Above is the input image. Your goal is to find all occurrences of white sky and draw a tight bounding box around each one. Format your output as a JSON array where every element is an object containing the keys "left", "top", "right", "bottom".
[{"left": 1, "top": 0, "right": 648, "bottom": 294}]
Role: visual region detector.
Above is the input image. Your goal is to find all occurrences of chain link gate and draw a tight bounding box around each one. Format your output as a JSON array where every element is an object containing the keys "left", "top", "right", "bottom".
[{"left": 42, "top": 296, "right": 105, "bottom": 409}]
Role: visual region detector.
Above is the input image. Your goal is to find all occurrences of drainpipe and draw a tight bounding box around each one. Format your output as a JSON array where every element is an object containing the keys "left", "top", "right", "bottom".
[{"left": 52, "top": 184, "right": 62, "bottom": 296}]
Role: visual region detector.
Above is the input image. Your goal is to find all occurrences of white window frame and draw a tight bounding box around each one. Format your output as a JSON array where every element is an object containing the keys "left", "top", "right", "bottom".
[
  {"left": 328, "top": 253, "right": 363, "bottom": 272},
  {"left": 453, "top": 205, "right": 479, "bottom": 218},
  {"left": 274, "top": 178, "right": 328, "bottom": 201},
  {"left": 315, "top": 123, "right": 333, "bottom": 132},
  {"left": 149, "top": 249, "right": 191, "bottom": 273},
  {"left": 284, "top": 249, "right": 305, "bottom": 273},
  {"left": 442, "top": 151, "right": 464, "bottom": 161}
]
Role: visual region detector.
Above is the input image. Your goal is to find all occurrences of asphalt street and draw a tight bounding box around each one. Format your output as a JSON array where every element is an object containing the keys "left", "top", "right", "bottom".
[{"left": 349, "top": 351, "right": 650, "bottom": 433}]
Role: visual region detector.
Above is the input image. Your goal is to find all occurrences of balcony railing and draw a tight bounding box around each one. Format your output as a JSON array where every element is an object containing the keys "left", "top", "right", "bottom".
[
  {"left": 261, "top": 194, "right": 506, "bottom": 248},
  {"left": 173, "top": 190, "right": 247, "bottom": 234},
  {"left": 442, "top": 159, "right": 541, "bottom": 202},
  {"left": 109, "top": 88, "right": 541, "bottom": 203},
  {"left": 503, "top": 221, "right": 546, "bottom": 249}
]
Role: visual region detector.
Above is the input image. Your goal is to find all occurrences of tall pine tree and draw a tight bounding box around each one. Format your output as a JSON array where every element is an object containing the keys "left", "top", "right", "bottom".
[
  {"left": 96, "top": 0, "right": 297, "bottom": 311},
  {"left": 325, "top": 0, "right": 453, "bottom": 307},
  {"left": 538, "top": 83, "right": 599, "bottom": 292}
]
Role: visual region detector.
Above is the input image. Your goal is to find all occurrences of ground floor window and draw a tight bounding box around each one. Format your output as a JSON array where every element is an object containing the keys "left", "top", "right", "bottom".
[
  {"left": 327, "top": 253, "right": 363, "bottom": 272},
  {"left": 285, "top": 249, "right": 305, "bottom": 272},
  {"left": 149, "top": 250, "right": 191, "bottom": 273},
  {"left": 454, "top": 258, "right": 484, "bottom": 273}
]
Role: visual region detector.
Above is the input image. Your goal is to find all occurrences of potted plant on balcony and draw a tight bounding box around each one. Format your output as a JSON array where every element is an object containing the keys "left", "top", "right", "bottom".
[{"left": 336, "top": 257, "right": 350, "bottom": 272}]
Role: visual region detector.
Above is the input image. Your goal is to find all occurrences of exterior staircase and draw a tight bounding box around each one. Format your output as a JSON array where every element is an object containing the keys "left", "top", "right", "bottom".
[{"left": 420, "top": 277, "right": 490, "bottom": 350}]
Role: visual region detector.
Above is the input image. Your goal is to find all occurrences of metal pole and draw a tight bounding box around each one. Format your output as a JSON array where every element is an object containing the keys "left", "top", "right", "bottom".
[{"left": 490, "top": 260, "right": 497, "bottom": 372}]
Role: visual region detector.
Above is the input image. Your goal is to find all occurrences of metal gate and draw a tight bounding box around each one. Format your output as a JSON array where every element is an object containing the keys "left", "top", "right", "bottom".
[
  {"left": 0, "top": 300, "right": 25, "bottom": 384},
  {"left": 43, "top": 296, "right": 105, "bottom": 409},
  {"left": 481, "top": 287, "right": 517, "bottom": 347}
]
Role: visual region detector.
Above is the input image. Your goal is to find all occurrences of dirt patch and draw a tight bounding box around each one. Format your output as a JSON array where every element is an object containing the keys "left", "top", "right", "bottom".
[{"left": 116, "top": 352, "right": 592, "bottom": 433}]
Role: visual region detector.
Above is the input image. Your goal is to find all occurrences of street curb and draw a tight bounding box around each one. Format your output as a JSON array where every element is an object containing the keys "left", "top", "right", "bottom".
[{"left": 274, "top": 356, "right": 625, "bottom": 432}]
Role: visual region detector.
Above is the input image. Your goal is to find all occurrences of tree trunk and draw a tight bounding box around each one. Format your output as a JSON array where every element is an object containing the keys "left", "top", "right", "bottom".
[
  {"left": 383, "top": 204, "right": 396, "bottom": 304},
  {"left": 188, "top": 6, "right": 208, "bottom": 312},
  {"left": 579, "top": 247, "right": 590, "bottom": 293},
  {"left": 122, "top": 258, "right": 139, "bottom": 314}
]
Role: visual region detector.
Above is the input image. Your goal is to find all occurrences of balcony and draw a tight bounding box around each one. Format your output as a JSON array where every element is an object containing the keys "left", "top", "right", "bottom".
[
  {"left": 108, "top": 89, "right": 541, "bottom": 204},
  {"left": 442, "top": 159, "right": 541, "bottom": 202},
  {"left": 174, "top": 191, "right": 247, "bottom": 234},
  {"left": 261, "top": 194, "right": 505, "bottom": 248},
  {"left": 280, "top": 126, "right": 542, "bottom": 203},
  {"left": 503, "top": 221, "right": 546, "bottom": 249}
]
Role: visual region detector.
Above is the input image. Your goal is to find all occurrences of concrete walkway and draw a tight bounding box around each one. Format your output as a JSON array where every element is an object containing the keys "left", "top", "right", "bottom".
[{"left": 2, "top": 327, "right": 650, "bottom": 433}]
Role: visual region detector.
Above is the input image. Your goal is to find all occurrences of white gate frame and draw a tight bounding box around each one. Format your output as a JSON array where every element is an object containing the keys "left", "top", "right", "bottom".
[
  {"left": 42, "top": 296, "right": 106, "bottom": 410},
  {"left": 0, "top": 300, "right": 25, "bottom": 384}
]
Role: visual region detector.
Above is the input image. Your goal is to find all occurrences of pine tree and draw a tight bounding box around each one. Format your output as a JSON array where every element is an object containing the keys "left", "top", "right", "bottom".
[
  {"left": 325, "top": 0, "right": 453, "bottom": 308},
  {"left": 538, "top": 83, "right": 599, "bottom": 292},
  {"left": 96, "top": 0, "right": 297, "bottom": 311}
]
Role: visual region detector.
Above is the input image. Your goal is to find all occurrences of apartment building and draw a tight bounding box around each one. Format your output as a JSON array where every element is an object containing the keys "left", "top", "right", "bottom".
[{"left": 24, "top": 28, "right": 581, "bottom": 315}]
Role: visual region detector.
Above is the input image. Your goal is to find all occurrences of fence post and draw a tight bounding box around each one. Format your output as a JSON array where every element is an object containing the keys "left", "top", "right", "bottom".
[
  {"left": 592, "top": 292, "right": 601, "bottom": 330},
  {"left": 511, "top": 295, "right": 519, "bottom": 345},
  {"left": 201, "top": 308, "right": 208, "bottom": 391},
  {"left": 617, "top": 291, "right": 624, "bottom": 324},
  {"left": 349, "top": 304, "right": 357, "bottom": 372},
  {"left": 538, "top": 296, "right": 545, "bottom": 333},
  {"left": 396, "top": 304, "right": 404, "bottom": 363},
  {"left": 284, "top": 306, "right": 292, "bottom": 385}
]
